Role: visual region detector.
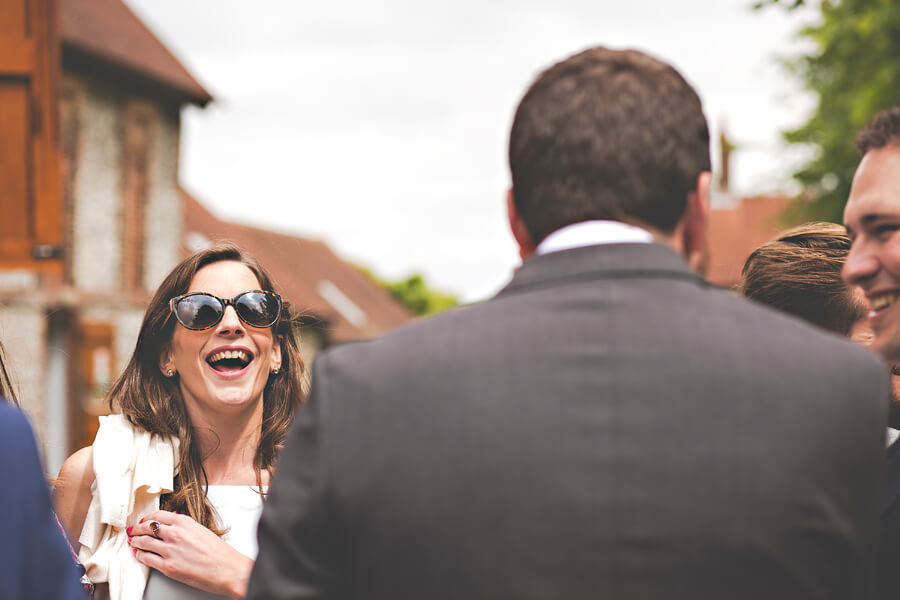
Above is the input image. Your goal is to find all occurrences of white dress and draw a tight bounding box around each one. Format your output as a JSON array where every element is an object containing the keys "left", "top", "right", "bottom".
[{"left": 142, "top": 486, "right": 265, "bottom": 600}]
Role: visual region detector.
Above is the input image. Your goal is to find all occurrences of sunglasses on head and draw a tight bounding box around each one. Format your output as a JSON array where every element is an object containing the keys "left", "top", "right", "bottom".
[{"left": 169, "top": 290, "right": 282, "bottom": 331}]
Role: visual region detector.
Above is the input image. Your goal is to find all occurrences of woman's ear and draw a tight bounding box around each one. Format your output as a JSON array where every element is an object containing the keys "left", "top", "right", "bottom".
[
  {"left": 271, "top": 335, "right": 283, "bottom": 373},
  {"left": 159, "top": 348, "right": 175, "bottom": 378}
]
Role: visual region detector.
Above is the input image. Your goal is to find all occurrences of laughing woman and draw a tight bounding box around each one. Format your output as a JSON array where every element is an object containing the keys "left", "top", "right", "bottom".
[{"left": 54, "top": 244, "right": 305, "bottom": 599}]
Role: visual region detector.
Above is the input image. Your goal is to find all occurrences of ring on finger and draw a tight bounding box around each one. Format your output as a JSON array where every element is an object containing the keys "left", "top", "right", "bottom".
[{"left": 149, "top": 520, "right": 162, "bottom": 540}]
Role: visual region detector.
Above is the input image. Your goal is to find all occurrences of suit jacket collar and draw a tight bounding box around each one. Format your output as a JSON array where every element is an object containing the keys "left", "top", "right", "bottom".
[{"left": 496, "top": 242, "right": 707, "bottom": 298}]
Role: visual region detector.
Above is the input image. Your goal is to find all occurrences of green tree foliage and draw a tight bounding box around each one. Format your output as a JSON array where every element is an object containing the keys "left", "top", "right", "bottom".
[
  {"left": 758, "top": 0, "right": 900, "bottom": 221},
  {"left": 360, "top": 267, "right": 459, "bottom": 316},
  {"left": 382, "top": 274, "right": 459, "bottom": 316}
]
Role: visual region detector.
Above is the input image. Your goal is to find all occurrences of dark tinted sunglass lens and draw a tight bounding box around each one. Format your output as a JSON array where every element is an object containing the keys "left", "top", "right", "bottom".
[
  {"left": 176, "top": 295, "right": 223, "bottom": 329},
  {"left": 236, "top": 292, "right": 280, "bottom": 327}
]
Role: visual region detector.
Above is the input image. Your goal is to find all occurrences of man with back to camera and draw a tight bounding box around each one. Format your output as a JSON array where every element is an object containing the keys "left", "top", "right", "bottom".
[
  {"left": 248, "top": 46, "right": 890, "bottom": 600},
  {"left": 842, "top": 106, "right": 900, "bottom": 599}
]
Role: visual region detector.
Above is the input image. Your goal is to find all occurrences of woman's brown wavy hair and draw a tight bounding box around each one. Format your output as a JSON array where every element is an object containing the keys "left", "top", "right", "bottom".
[
  {"left": 107, "top": 243, "right": 306, "bottom": 533},
  {"left": 0, "top": 341, "right": 18, "bottom": 406},
  {"left": 739, "top": 222, "right": 867, "bottom": 336}
]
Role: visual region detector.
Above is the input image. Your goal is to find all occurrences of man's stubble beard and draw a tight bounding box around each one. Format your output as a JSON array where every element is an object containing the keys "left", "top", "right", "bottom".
[{"left": 872, "top": 305, "right": 900, "bottom": 364}]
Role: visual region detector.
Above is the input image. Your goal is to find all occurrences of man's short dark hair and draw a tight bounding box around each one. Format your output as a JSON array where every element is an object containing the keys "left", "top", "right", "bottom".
[
  {"left": 508, "top": 46, "right": 711, "bottom": 243},
  {"left": 856, "top": 106, "right": 900, "bottom": 155},
  {"left": 739, "top": 222, "right": 866, "bottom": 336}
]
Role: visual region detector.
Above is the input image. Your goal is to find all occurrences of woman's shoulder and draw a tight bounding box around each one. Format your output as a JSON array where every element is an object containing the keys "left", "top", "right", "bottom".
[
  {"left": 54, "top": 446, "right": 95, "bottom": 544},
  {"left": 58, "top": 446, "right": 94, "bottom": 487},
  {"left": 56, "top": 414, "right": 141, "bottom": 486},
  {"left": 56, "top": 446, "right": 95, "bottom": 509}
]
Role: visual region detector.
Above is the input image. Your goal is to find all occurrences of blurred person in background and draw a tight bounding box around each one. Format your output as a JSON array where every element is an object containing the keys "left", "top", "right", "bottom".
[
  {"left": 740, "top": 222, "right": 868, "bottom": 336},
  {"left": 0, "top": 340, "right": 87, "bottom": 599},
  {"left": 54, "top": 244, "right": 306, "bottom": 599},
  {"left": 740, "top": 221, "right": 900, "bottom": 436}
]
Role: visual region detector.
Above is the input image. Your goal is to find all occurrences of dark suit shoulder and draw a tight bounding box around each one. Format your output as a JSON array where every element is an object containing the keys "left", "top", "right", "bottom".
[
  {"left": 0, "top": 402, "right": 86, "bottom": 600},
  {"left": 299, "top": 263, "right": 888, "bottom": 600},
  {"left": 317, "top": 272, "right": 889, "bottom": 460},
  {"left": 328, "top": 276, "right": 883, "bottom": 380},
  {"left": 0, "top": 402, "right": 40, "bottom": 461},
  {"left": 719, "top": 287, "right": 887, "bottom": 372}
]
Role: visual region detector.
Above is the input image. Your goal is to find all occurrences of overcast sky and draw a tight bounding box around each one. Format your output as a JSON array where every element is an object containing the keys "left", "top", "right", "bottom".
[{"left": 124, "top": 0, "right": 815, "bottom": 302}]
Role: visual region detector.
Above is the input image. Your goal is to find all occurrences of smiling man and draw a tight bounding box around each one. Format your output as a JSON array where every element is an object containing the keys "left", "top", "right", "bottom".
[
  {"left": 843, "top": 106, "right": 900, "bottom": 599},
  {"left": 844, "top": 109, "right": 900, "bottom": 365}
]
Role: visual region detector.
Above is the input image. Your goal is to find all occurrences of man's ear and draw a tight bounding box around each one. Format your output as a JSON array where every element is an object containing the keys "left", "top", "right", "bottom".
[
  {"left": 682, "top": 171, "right": 711, "bottom": 274},
  {"left": 507, "top": 189, "right": 536, "bottom": 261}
]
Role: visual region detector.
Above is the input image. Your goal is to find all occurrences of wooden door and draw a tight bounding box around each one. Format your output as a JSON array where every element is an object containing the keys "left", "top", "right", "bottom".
[
  {"left": 73, "top": 320, "right": 114, "bottom": 450},
  {"left": 0, "top": 0, "right": 61, "bottom": 271}
]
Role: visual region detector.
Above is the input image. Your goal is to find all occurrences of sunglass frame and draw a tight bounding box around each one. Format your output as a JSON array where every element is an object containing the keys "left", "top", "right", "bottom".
[{"left": 169, "top": 290, "right": 282, "bottom": 331}]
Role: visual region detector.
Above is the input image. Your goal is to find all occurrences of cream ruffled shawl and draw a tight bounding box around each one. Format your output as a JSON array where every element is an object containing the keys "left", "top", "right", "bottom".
[{"left": 78, "top": 414, "right": 180, "bottom": 600}]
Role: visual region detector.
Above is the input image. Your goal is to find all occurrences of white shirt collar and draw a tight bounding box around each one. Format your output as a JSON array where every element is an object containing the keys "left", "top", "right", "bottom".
[{"left": 536, "top": 220, "right": 654, "bottom": 256}]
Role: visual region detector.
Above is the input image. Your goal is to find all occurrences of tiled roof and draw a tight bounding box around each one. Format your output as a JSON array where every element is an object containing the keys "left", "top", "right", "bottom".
[
  {"left": 706, "top": 195, "right": 796, "bottom": 289},
  {"left": 60, "top": 0, "right": 212, "bottom": 106},
  {"left": 183, "top": 190, "right": 413, "bottom": 343}
]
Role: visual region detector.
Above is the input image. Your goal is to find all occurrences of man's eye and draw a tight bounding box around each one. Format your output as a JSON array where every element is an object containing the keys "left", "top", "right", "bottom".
[{"left": 875, "top": 225, "right": 899, "bottom": 237}]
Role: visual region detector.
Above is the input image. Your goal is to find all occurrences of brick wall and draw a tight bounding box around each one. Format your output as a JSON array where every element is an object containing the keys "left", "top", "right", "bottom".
[
  {"left": 0, "top": 304, "right": 46, "bottom": 425},
  {"left": 69, "top": 76, "right": 121, "bottom": 291},
  {"left": 68, "top": 75, "right": 183, "bottom": 294},
  {"left": 0, "top": 73, "right": 187, "bottom": 461},
  {"left": 143, "top": 106, "right": 182, "bottom": 291}
]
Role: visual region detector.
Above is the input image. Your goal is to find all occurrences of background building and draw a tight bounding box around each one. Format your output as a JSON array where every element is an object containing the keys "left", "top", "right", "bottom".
[
  {"left": 0, "top": 0, "right": 805, "bottom": 475},
  {"left": 0, "top": 0, "right": 410, "bottom": 473},
  {"left": 707, "top": 194, "right": 795, "bottom": 289}
]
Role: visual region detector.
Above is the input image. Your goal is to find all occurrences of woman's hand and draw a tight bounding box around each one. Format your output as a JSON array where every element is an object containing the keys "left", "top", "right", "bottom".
[{"left": 127, "top": 510, "right": 253, "bottom": 599}]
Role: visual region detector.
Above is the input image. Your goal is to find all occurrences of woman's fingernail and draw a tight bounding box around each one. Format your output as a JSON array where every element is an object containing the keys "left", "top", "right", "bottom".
[
  {"left": 173, "top": 510, "right": 178, "bottom": 514},
  {"left": 128, "top": 537, "right": 132, "bottom": 544},
  {"left": 126, "top": 526, "right": 133, "bottom": 535},
  {"left": 132, "top": 548, "right": 137, "bottom": 556}
]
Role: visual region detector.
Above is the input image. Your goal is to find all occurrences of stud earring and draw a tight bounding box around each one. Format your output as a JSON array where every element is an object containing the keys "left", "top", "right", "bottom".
[
  {"left": 166, "top": 369, "right": 175, "bottom": 377},
  {"left": 271, "top": 366, "right": 280, "bottom": 375}
]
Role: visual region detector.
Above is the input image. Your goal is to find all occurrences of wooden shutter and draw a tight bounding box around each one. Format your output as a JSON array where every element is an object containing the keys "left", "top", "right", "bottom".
[{"left": 0, "top": 0, "right": 61, "bottom": 271}]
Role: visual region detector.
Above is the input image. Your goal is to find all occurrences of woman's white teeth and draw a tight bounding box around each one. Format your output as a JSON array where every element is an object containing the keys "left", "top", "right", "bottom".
[
  {"left": 209, "top": 350, "right": 250, "bottom": 363},
  {"left": 872, "top": 294, "right": 898, "bottom": 311}
]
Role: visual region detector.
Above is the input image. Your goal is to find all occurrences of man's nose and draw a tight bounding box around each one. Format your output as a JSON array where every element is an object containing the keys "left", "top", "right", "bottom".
[{"left": 843, "top": 243, "right": 879, "bottom": 286}]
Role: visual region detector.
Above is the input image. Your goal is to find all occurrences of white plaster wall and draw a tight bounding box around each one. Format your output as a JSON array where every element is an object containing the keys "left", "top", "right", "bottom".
[
  {"left": 144, "top": 109, "right": 182, "bottom": 291},
  {"left": 44, "top": 317, "right": 70, "bottom": 474},
  {"left": 71, "top": 82, "right": 122, "bottom": 292},
  {"left": 0, "top": 271, "right": 39, "bottom": 289},
  {"left": 0, "top": 306, "right": 46, "bottom": 428},
  {"left": 114, "top": 309, "right": 146, "bottom": 374}
]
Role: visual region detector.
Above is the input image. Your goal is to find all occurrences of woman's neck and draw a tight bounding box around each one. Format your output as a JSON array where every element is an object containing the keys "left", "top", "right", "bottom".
[{"left": 187, "top": 401, "right": 265, "bottom": 485}]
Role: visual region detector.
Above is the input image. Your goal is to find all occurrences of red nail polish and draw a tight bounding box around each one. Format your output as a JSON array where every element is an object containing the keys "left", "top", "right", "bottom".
[
  {"left": 139, "top": 518, "right": 144, "bottom": 524},
  {"left": 126, "top": 526, "right": 133, "bottom": 535},
  {"left": 173, "top": 510, "right": 178, "bottom": 514},
  {"left": 132, "top": 548, "right": 137, "bottom": 556}
]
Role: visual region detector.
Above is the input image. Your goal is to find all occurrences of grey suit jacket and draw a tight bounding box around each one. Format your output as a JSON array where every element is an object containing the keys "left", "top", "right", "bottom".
[{"left": 248, "top": 243, "right": 889, "bottom": 600}]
